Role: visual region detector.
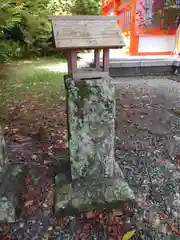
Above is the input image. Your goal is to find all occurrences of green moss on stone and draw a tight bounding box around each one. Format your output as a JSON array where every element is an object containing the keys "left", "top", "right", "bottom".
[
  {"left": 55, "top": 174, "right": 134, "bottom": 214},
  {"left": 55, "top": 75, "right": 134, "bottom": 215},
  {"left": 0, "top": 127, "right": 25, "bottom": 222}
]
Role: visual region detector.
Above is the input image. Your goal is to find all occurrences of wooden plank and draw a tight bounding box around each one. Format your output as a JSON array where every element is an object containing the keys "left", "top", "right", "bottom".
[
  {"left": 49, "top": 16, "right": 118, "bottom": 21},
  {"left": 53, "top": 21, "right": 118, "bottom": 33},
  {"left": 48, "top": 46, "right": 123, "bottom": 51},
  {"left": 50, "top": 17, "right": 125, "bottom": 49},
  {"left": 54, "top": 32, "right": 121, "bottom": 39},
  {"left": 52, "top": 21, "right": 119, "bottom": 38},
  {"left": 73, "top": 71, "right": 109, "bottom": 80},
  {"left": 54, "top": 31, "right": 120, "bottom": 39},
  {"left": 54, "top": 38, "right": 124, "bottom": 49}
]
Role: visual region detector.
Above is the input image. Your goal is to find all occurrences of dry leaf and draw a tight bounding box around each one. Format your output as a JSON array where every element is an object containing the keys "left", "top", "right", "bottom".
[
  {"left": 31, "top": 154, "right": 38, "bottom": 160},
  {"left": 25, "top": 200, "right": 34, "bottom": 207},
  {"left": 25, "top": 176, "right": 31, "bottom": 185},
  {"left": 48, "top": 151, "right": 53, "bottom": 156},
  {"left": 99, "top": 213, "right": 104, "bottom": 219},
  {"left": 121, "top": 229, "right": 136, "bottom": 240},
  {"left": 113, "top": 209, "right": 123, "bottom": 217},
  {"left": 85, "top": 211, "right": 97, "bottom": 219}
]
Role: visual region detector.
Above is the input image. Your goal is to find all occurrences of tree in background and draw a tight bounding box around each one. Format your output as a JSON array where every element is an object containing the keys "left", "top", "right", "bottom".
[
  {"left": 0, "top": 0, "right": 101, "bottom": 62},
  {"left": 137, "top": 0, "right": 180, "bottom": 54},
  {"left": 71, "top": 0, "right": 101, "bottom": 15},
  {"left": 164, "top": 0, "right": 180, "bottom": 55},
  {"left": 54, "top": 0, "right": 101, "bottom": 15},
  {"left": 138, "top": 0, "right": 179, "bottom": 29},
  {"left": 0, "top": 0, "right": 56, "bottom": 62},
  {"left": 0, "top": 1, "right": 22, "bottom": 63},
  {"left": 152, "top": 0, "right": 180, "bottom": 55}
]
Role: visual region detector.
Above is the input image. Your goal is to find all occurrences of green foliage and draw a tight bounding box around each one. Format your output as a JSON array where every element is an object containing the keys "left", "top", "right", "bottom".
[
  {"left": 0, "top": 40, "right": 21, "bottom": 63},
  {"left": 0, "top": 0, "right": 51, "bottom": 62},
  {"left": 164, "top": 0, "right": 177, "bottom": 8},
  {"left": 57, "top": 0, "right": 73, "bottom": 15},
  {"left": 0, "top": 0, "right": 101, "bottom": 62},
  {"left": 139, "top": 0, "right": 180, "bottom": 30},
  {"left": 0, "top": 1, "right": 22, "bottom": 29},
  {"left": 71, "top": 0, "right": 101, "bottom": 15},
  {"left": 0, "top": 0, "right": 64, "bottom": 62},
  {"left": 162, "top": 8, "right": 180, "bottom": 29},
  {"left": 0, "top": 58, "right": 65, "bottom": 111}
]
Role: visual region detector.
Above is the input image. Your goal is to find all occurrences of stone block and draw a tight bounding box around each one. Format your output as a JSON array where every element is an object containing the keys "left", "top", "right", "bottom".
[
  {"left": 55, "top": 75, "right": 134, "bottom": 214},
  {"left": 0, "top": 126, "right": 25, "bottom": 222}
]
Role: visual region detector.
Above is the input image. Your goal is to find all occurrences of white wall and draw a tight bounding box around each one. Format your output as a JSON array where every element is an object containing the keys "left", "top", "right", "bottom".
[{"left": 138, "top": 35, "right": 176, "bottom": 52}]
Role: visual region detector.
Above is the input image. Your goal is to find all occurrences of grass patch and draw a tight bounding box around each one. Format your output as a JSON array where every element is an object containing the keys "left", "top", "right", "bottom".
[
  {"left": 0, "top": 58, "right": 67, "bottom": 115},
  {"left": 0, "top": 58, "right": 69, "bottom": 169}
]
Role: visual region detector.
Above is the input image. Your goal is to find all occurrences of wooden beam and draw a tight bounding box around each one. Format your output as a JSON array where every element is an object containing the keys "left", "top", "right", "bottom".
[
  {"left": 103, "top": 48, "right": 109, "bottom": 72},
  {"left": 47, "top": 46, "right": 122, "bottom": 51},
  {"left": 73, "top": 71, "right": 109, "bottom": 80},
  {"left": 49, "top": 16, "right": 119, "bottom": 21},
  {"left": 66, "top": 51, "right": 72, "bottom": 73},
  {"left": 67, "top": 50, "right": 77, "bottom": 75},
  {"left": 94, "top": 49, "right": 101, "bottom": 70}
]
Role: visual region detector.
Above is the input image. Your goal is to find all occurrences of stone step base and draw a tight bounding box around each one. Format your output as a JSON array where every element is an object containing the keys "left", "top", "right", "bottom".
[
  {"left": 89, "top": 56, "right": 180, "bottom": 77},
  {"left": 109, "top": 65, "right": 178, "bottom": 78}
]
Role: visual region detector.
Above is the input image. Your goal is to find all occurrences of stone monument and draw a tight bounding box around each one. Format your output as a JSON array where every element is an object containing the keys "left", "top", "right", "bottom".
[
  {"left": 49, "top": 16, "right": 134, "bottom": 214},
  {"left": 0, "top": 126, "right": 25, "bottom": 222}
]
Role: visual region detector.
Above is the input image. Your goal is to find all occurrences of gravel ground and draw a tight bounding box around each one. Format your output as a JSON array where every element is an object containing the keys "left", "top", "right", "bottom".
[{"left": 115, "top": 76, "right": 180, "bottom": 239}]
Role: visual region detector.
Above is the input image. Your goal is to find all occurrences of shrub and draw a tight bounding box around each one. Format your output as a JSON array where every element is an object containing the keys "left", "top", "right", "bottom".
[{"left": 0, "top": 40, "right": 21, "bottom": 63}]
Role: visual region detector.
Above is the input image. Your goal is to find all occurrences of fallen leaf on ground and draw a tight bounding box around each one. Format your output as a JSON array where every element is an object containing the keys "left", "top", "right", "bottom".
[
  {"left": 84, "top": 211, "right": 98, "bottom": 219},
  {"left": 25, "top": 200, "right": 34, "bottom": 207},
  {"left": 169, "top": 223, "right": 180, "bottom": 235},
  {"left": 121, "top": 229, "right": 136, "bottom": 240},
  {"left": 25, "top": 176, "right": 31, "bottom": 185},
  {"left": 31, "top": 154, "right": 38, "bottom": 160}
]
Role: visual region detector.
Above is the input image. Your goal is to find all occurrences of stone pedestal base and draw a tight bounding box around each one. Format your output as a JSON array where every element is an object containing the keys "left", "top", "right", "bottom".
[
  {"left": 0, "top": 165, "right": 25, "bottom": 222},
  {"left": 55, "top": 167, "right": 135, "bottom": 215},
  {"left": 0, "top": 127, "right": 25, "bottom": 222}
]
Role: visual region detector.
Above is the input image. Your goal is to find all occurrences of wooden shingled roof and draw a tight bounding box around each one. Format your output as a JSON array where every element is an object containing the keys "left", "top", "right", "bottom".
[{"left": 49, "top": 16, "right": 125, "bottom": 49}]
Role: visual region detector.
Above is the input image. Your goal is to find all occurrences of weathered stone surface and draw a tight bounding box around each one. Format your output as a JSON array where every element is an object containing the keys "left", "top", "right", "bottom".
[
  {"left": 164, "top": 134, "right": 180, "bottom": 160},
  {"left": 0, "top": 126, "right": 25, "bottom": 222},
  {"left": 0, "top": 165, "right": 25, "bottom": 223},
  {"left": 55, "top": 75, "right": 134, "bottom": 213},
  {"left": 55, "top": 175, "right": 134, "bottom": 213},
  {"left": 0, "top": 126, "right": 9, "bottom": 180},
  {"left": 64, "top": 75, "right": 123, "bottom": 180}
]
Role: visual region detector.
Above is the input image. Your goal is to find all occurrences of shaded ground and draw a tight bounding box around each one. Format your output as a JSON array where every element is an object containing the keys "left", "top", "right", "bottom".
[{"left": 0, "top": 59, "right": 180, "bottom": 239}]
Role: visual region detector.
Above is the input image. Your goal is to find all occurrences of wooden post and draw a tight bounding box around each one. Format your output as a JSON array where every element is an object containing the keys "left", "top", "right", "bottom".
[
  {"left": 103, "top": 48, "right": 109, "bottom": 72},
  {"left": 67, "top": 50, "right": 77, "bottom": 75},
  {"left": 94, "top": 49, "right": 101, "bottom": 70},
  {"left": 66, "top": 51, "right": 72, "bottom": 74}
]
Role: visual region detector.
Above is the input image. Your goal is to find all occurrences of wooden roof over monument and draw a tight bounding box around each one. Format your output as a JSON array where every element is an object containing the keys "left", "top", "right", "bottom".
[{"left": 49, "top": 16, "right": 125, "bottom": 49}]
